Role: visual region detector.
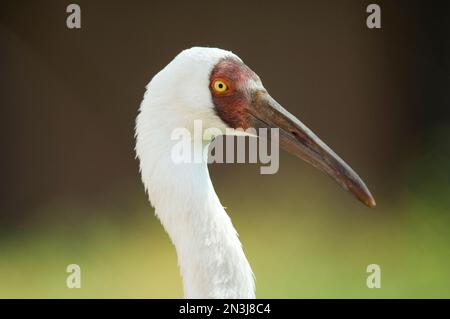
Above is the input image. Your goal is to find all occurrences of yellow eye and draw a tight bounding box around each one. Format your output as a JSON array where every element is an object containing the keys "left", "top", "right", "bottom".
[{"left": 213, "top": 80, "right": 228, "bottom": 93}]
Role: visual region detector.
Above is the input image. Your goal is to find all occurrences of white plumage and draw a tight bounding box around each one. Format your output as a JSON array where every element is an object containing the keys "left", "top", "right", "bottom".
[{"left": 136, "top": 47, "right": 255, "bottom": 298}]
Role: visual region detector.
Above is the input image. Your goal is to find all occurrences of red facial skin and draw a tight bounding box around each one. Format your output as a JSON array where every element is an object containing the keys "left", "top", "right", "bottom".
[{"left": 209, "top": 58, "right": 260, "bottom": 129}]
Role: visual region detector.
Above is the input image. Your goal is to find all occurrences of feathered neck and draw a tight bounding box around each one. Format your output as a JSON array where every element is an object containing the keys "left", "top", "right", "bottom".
[{"left": 135, "top": 105, "right": 255, "bottom": 298}]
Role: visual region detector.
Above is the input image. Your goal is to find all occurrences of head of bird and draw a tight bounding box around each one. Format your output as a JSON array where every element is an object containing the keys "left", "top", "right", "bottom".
[{"left": 137, "top": 47, "right": 375, "bottom": 208}]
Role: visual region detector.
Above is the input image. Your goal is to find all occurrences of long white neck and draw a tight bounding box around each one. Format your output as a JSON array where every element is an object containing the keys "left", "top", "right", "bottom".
[{"left": 136, "top": 108, "right": 255, "bottom": 298}]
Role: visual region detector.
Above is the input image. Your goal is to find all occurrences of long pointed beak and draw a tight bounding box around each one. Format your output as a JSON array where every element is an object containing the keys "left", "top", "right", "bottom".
[{"left": 246, "top": 91, "right": 376, "bottom": 208}]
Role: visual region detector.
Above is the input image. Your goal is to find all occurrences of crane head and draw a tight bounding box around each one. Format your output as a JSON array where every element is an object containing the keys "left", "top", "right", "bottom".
[{"left": 142, "top": 47, "right": 375, "bottom": 208}]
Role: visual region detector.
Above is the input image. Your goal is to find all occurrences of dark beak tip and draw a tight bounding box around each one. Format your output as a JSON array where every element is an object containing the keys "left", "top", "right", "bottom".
[
  {"left": 349, "top": 181, "right": 376, "bottom": 208},
  {"left": 365, "top": 197, "right": 377, "bottom": 208},
  {"left": 359, "top": 189, "right": 376, "bottom": 208}
]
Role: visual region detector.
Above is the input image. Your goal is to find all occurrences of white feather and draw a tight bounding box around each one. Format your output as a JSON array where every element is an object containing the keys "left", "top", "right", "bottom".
[{"left": 135, "top": 47, "right": 255, "bottom": 298}]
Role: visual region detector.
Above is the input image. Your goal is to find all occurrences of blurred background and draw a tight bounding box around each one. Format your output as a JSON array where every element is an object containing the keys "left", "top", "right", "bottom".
[{"left": 0, "top": 0, "right": 449, "bottom": 298}]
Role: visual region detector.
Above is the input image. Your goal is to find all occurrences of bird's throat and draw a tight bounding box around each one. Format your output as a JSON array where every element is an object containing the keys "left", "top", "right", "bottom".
[{"left": 138, "top": 135, "right": 255, "bottom": 298}]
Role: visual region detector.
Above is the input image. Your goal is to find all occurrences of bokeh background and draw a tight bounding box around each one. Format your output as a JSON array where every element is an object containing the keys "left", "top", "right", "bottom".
[{"left": 0, "top": 0, "right": 449, "bottom": 298}]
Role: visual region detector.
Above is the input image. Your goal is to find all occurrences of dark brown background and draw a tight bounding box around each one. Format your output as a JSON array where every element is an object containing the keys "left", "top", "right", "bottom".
[{"left": 0, "top": 0, "right": 449, "bottom": 224}]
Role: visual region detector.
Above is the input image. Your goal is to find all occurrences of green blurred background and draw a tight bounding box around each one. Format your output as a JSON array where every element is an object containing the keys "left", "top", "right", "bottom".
[{"left": 0, "top": 0, "right": 449, "bottom": 298}]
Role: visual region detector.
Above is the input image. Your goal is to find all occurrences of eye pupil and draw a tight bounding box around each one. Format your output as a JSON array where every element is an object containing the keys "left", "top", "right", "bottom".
[{"left": 218, "top": 83, "right": 223, "bottom": 88}]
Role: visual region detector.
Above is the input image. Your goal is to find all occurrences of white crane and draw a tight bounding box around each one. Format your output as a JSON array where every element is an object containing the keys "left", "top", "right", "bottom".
[{"left": 135, "top": 47, "right": 375, "bottom": 298}]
